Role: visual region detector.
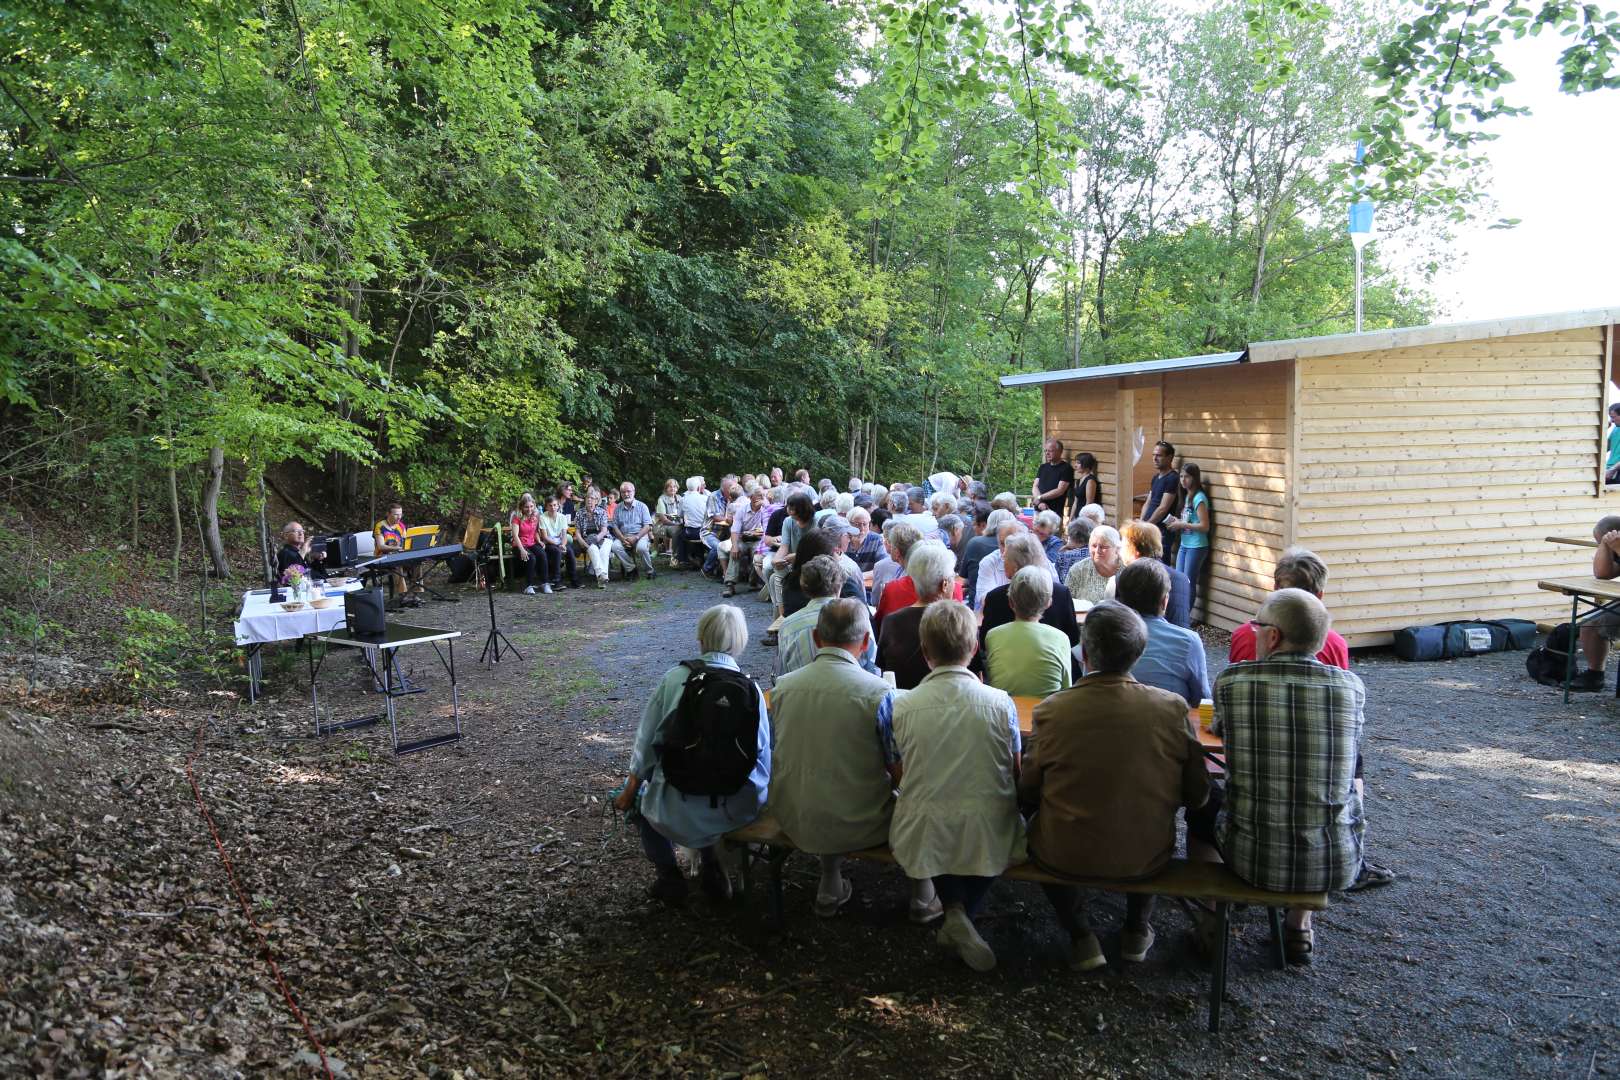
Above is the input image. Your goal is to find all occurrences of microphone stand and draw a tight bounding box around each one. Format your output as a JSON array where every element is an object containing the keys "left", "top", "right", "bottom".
[{"left": 479, "top": 521, "right": 522, "bottom": 666}]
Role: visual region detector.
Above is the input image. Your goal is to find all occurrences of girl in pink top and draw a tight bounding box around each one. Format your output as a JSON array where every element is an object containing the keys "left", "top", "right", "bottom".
[{"left": 511, "top": 493, "right": 545, "bottom": 593}]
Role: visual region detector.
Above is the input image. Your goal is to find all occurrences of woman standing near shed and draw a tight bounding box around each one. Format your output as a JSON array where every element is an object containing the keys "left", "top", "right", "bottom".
[{"left": 1166, "top": 464, "right": 1210, "bottom": 620}]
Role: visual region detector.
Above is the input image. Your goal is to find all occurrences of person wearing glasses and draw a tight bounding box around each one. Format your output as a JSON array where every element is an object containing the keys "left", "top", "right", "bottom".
[{"left": 1187, "top": 588, "right": 1365, "bottom": 966}]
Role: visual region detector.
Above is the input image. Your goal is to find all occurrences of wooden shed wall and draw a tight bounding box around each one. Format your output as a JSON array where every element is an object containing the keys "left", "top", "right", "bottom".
[
  {"left": 1044, "top": 380, "right": 1118, "bottom": 512},
  {"left": 1161, "top": 363, "right": 1292, "bottom": 632},
  {"left": 1293, "top": 328, "right": 1611, "bottom": 646}
]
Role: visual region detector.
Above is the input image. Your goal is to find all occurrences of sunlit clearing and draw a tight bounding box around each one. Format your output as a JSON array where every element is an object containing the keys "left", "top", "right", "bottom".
[{"left": 269, "top": 765, "right": 339, "bottom": 785}]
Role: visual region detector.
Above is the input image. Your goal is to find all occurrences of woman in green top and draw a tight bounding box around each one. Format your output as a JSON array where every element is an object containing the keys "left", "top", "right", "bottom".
[
  {"left": 1607, "top": 403, "right": 1620, "bottom": 484},
  {"left": 985, "top": 567, "right": 1074, "bottom": 697},
  {"left": 1166, "top": 463, "right": 1210, "bottom": 617}
]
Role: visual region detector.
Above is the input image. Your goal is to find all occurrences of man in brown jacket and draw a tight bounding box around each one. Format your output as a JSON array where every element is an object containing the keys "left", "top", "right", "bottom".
[{"left": 1019, "top": 600, "right": 1211, "bottom": 970}]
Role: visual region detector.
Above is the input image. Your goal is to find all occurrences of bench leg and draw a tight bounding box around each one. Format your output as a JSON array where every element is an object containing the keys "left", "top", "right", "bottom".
[
  {"left": 1208, "top": 900, "right": 1230, "bottom": 1033},
  {"left": 736, "top": 842, "right": 752, "bottom": 902},
  {"left": 767, "top": 847, "right": 789, "bottom": 930},
  {"left": 1268, "top": 906, "right": 1285, "bottom": 970}
]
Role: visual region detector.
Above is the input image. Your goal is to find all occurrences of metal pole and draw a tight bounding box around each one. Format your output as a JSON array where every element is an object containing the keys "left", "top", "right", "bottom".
[{"left": 1354, "top": 244, "right": 1364, "bottom": 333}]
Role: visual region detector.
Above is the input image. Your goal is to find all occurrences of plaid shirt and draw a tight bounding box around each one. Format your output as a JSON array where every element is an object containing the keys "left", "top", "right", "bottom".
[
  {"left": 1053, "top": 548, "right": 1088, "bottom": 582},
  {"left": 1214, "top": 652, "right": 1365, "bottom": 893}
]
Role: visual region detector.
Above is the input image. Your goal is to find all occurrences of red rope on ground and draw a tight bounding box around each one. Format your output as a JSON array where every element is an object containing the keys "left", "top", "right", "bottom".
[{"left": 185, "top": 715, "right": 335, "bottom": 1078}]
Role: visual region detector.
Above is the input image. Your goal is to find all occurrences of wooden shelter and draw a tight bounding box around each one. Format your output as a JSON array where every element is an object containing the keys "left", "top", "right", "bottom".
[{"left": 1001, "top": 307, "right": 1620, "bottom": 646}]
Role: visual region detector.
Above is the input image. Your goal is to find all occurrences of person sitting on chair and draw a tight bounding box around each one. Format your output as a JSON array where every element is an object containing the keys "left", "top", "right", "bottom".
[
  {"left": 572, "top": 487, "right": 613, "bottom": 589},
  {"left": 276, "top": 521, "right": 329, "bottom": 582},
  {"left": 374, "top": 500, "right": 420, "bottom": 607},
  {"left": 611, "top": 605, "right": 769, "bottom": 904},
  {"left": 654, "top": 478, "right": 682, "bottom": 561},
  {"left": 510, "top": 492, "right": 546, "bottom": 595},
  {"left": 1572, "top": 514, "right": 1620, "bottom": 691},
  {"left": 1020, "top": 600, "right": 1210, "bottom": 969},
  {"left": 769, "top": 599, "right": 939, "bottom": 922}
]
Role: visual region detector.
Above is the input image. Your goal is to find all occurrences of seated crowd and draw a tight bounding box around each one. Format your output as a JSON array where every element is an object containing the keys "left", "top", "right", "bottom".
[{"left": 611, "top": 460, "right": 1386, "bottom": 974}]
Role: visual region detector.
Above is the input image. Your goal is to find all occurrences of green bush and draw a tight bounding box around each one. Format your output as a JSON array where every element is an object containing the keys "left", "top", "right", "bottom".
[{"left": 116, "top": 607, "right": 192, "bottom": 691}]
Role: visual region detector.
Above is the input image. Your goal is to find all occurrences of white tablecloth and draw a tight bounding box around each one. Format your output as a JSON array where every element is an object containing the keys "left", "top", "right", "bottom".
[{"left": 234, "top": 579, "right": 364, "bottom": 645}]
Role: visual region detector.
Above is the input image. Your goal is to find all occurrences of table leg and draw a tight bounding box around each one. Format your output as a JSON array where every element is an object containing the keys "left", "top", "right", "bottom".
[
  {"left": 449, "top": 638, "right": 461, "bottom": 739},
  {"left": 1564, "top": 594, "right": 1579, "bottom": 704},
  {"left": 309, "top": 638, "right": 320, "bottom": 737},
  {"left": 245, "top": 644, "right": 262, "bottom": 704},
  {"left": 384, "top": 648, "right": 399, "bottom": 752},
  {"left": 1207, "top": 900, "right": 1230, "bottom": 1033}
]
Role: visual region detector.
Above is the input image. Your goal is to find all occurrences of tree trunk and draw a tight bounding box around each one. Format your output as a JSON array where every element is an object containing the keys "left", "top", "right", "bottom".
[
  {"left": 256, "top": 472, "right": 274, "bottom": 583},
  {"left": 168, "top": 453, "right": 182, "bottom": 586},
  {"left": 201, "top": 446, "right": 230, "bottom": 579},
  {"left": 131, "top": 415, "right": 142, "bottom": 551}
]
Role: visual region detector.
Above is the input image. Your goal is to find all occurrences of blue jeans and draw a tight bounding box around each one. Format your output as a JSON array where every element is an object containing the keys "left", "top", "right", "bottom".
[
  {"left": 933, "top": 874, "right": 996, "bottom": 916},
  {"left": 1177, "top": 544, "right": 1209, "bottom": 615},
  {"left": 702, "top": 533, "right": 722, "bottom": 575}
]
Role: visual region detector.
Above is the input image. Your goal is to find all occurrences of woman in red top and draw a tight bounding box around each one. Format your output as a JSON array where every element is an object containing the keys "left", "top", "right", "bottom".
[
  {"left": 872, "top": 537, "right": 963, "bottom": 634},
  {"left": 510, "top": 492, "right": 545, "bottom": 594}
]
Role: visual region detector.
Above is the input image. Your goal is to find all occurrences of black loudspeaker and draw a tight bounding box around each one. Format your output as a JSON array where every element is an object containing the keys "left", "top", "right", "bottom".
[
  {"left": 345, "top": 587, "right": 387, "bottom": 638},
  {"left": 315, "top": 532, "right": 359, "bottom": 569}
]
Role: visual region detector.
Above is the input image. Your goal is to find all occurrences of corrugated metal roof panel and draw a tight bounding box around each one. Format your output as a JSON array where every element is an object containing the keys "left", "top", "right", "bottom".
[{"left": 998, "top": 351, "right": 1247, "bottom": 388}]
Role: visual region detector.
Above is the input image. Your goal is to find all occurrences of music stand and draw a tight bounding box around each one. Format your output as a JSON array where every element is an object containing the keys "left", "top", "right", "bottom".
[{"left": 478, "top": 524, "right": 522, "bottom": 665}]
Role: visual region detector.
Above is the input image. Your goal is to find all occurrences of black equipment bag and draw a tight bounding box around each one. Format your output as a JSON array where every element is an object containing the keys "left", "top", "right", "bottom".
[
  {"left": 445, "top": 552, "right": 477, "bottom": 584},
  {"left": 1393, "top": 618, "right": 1538, "bottom": 661},
  {"left": 345, "top": 587, "right": 387, "bottom": 638},
  {"left": 656, "top": 660, "right": 761, "bottom": 806},
  {"left": 1526, "top": 622, "right": 1576, "bottom": 687}
]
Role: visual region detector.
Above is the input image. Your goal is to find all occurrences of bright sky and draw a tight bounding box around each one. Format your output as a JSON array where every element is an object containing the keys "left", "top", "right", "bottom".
[{"left": 1422, "top": 34, "right": 1620, "bottom": 320}]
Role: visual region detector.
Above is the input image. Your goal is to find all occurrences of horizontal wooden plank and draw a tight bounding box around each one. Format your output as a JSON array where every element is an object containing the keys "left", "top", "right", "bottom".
[
  {"left": 1299, "top": 470, "right": 1595, "bottom": 497},
  {"left": 1176, "top": 444, "right": 1288, "bottom": 466},
  {"left": 1302, "top": 446, "right": 1594, "bottom": 469},
  {"left": 1296, "top": 494, "right": 1608, "bottom": 525},
  {"left": 1303, "top": 414, "right": 1596, "bottom": 436},
  {"left": 1300, "top": 384, "right": 1599, "bottom": 406},
  {"left": 1301, "top": 366, "right": 1601, "bottom": 389},
  {"left": 1299, "top": 398, "right": 1594, "bottom": 421},
  {"left": 1302, "top": 425, "right": 1599, "bottom": 451},
  {"left": 1331, "top": 597, "right": 1572, "bottom": 635},
  {"left": 1297, "top": 483, "right": 1600, "bottom": 514}
]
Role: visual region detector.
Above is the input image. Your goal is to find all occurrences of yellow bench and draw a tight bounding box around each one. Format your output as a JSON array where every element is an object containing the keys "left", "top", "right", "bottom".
[{"left": 725, "top": 815, "right": 1327, "bottom": 1033}]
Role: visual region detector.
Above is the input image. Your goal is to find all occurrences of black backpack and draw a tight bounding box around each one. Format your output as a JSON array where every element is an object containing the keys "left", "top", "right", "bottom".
[
  {"left": 1526, "top": 623, "right": 1576, "bottom": 688},
  {"left": 656, "top": 660, "right": 762, "bottom": 805}
]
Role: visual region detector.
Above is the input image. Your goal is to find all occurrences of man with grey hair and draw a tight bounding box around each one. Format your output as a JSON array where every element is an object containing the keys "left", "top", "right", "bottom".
[
  {"left": 1021, "top": 599, "right": 1210, "bottom": 969},
  {"left": 1053, "top": 516, "right": 1093, "bottom": 581},
  {"left": 779, "top": 555, "right": 876, "bottom": 675},
  {"left": 869, "top": 520, "right": 921, "bottom": 615},
  {"left": 1573, "top": 513, "right": 1620, "bottom": 689},
  {"left": 1116, "top": 559, "right": 1209, "bottom": 708},
  {"left": 1188, "top": 588, "right": 1365, "bottom": 965},
  {"left": 769, "top": 599, "right": 941, "bottom": 923},
  {"left": 899, "top": 485, "right": 939, "bottom": 539}
]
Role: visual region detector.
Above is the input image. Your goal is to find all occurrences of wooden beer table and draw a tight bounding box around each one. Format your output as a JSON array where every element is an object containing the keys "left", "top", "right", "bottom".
[{"left": 1536, "top": 576, "right": 1620, "bottom": 702}]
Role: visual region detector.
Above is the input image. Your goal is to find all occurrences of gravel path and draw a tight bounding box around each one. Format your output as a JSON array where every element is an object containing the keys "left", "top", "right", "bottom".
[{"left": 4, "top": 566, "right": 1618, "bottom": 1077}]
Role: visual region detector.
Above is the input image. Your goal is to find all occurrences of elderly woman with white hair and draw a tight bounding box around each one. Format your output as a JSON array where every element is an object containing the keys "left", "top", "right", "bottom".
[
  {"left": 877, "top": 541, "right": 963, "bottom": 690},
  {"left": 612, "top": 604, "right": 771, "bottom": 904},
  {"left": 675, "top": 476, "right": 709, "bottom": 570},
  {"left": 880, "top": 600, "right": 1025, "bottom": 971},
  {"left": 814, "top": 486, "right": 840, "bottom": 525},
  {"left": 1033, "top": 509, "right": 1065, "bottom": 562},
  {"left": 973, "top": 519, "right": 1028, "bottom": 614},
  {"left": 961, "top": 507, "right": 1012, "bottom": 606},
  {"left": 1065, "top": 524, "right": 1124, "bottom": 607},
  {"left": 985, "top": 567, "right": 1074, "bottom": 697}
]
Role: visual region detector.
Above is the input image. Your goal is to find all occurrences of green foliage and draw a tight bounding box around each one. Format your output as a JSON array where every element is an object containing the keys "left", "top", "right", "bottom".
[
  {"left": 115, "top": 608, "right": 191, "bottom": 691},
  {"left": 2, "top": 0, "right": 1611, "bottom": 560}
]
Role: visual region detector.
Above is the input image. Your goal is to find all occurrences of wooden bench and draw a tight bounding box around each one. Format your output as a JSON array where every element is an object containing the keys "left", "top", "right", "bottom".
[{"left": 724, "top": 816, "right": 1327, "bottom": 1033}]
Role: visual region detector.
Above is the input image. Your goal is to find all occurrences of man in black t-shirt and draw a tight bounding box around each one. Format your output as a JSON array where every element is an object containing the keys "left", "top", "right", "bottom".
[
  {"left": 1032, "top": 439, "right": 1074, "bottom": 515},
  {"left": 1145, "top": 440, "right": 1181, "bottom": 567}
]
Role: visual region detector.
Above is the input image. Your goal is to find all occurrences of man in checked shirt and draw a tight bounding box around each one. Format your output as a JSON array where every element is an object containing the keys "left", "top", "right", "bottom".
[{"left": 1187, "top": 588, "right": 1365, "bottom": 965}]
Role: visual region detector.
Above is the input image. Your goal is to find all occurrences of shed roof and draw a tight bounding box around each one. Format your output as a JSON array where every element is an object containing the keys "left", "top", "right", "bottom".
[
  {"left": 998, "top": 350, "right": 1245, "bottom": 388},
  {"left": 1000, "top": 305, "right": 1620, "bottom": 388},
  {"left": 1247, "top": 305, "right": 1620, "bottom": 363}
]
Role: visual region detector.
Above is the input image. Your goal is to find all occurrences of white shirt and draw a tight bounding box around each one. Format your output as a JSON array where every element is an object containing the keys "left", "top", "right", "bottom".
[
  {"left": 678, "top": 491, "right": 708, "bottom": 529},
  {"left": 975, "top": 550, "right": 1006, "bottom": 612}
]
